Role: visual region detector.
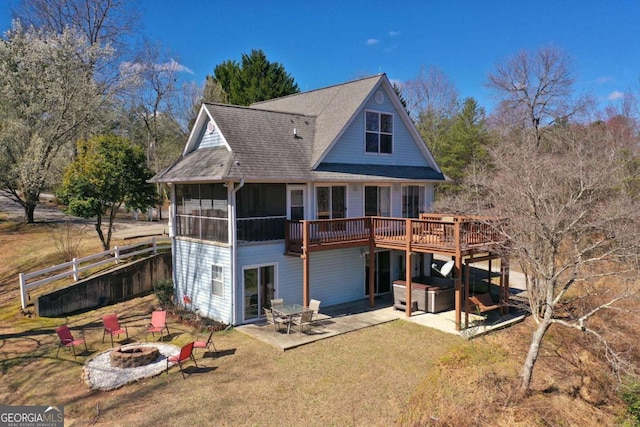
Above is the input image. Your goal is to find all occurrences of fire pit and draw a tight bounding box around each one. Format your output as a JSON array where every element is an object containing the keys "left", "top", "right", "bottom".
[{"left": 110, "top": 346, "right": 160, "bottom": 368}]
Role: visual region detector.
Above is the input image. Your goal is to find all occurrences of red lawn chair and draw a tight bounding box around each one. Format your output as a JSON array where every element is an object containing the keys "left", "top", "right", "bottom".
[
  {"left": 146, "top": 310, "right": 170, "bottom": 341},
  {"left": 55, "top": 325, "right": 87, "bottom": 358},
  {"left": 102, "top": 313, "right": 129, "bottom": 347},
  {"left": 166, "top": 342, "right": 197, "bottom": 379},
  {"left": 194, "top": 330, "right": 218, "bottom": 357}
]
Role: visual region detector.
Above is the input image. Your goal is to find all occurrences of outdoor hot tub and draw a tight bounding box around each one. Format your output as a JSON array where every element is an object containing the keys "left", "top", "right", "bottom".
[{"left": 392, "top": 277, "right": 455, "bottom": 313}]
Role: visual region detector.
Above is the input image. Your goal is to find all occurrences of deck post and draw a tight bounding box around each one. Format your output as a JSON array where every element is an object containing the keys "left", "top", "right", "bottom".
[
  {"left": 464, "top": 254, "right": 472, "bottom": 328},
  {"left": 303, "top": 221, "right": 310, "bottom": 307},
  {"left": 454, "top": 218, "right": 463, "bottom": 330},
  {"left": 405, "top": 219, "right": 412, "bottom": 317},
  {"left": 368, "top": 217, "right": 376, "bottom": 308}
]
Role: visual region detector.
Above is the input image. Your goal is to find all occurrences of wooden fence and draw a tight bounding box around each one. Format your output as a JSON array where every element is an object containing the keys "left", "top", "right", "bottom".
[{"left": 18, "top": 237, "right": 171, "bottom": 310}]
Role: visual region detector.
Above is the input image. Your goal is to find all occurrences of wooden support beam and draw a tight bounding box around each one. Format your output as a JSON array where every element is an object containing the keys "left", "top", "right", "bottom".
[
  {"left": 464, "top": 254, "right": 472, "bottom": 328},
  {"left": 405, "top": 219, "right": 413, "bottom": 318},
  {"left": 302, "top": 221, "right": 310, "bottom": 307},
  {"left": 368, "top": 218, "right": 376, "bottom": 308}
]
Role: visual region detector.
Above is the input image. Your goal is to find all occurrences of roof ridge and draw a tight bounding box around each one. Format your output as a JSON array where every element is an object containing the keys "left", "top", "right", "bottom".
[
  {"left": 204, "top": 102, "right": 316, "bottom": 118},
  {"left": 250, "top": 73, "right": 385, "bottom": 106}
]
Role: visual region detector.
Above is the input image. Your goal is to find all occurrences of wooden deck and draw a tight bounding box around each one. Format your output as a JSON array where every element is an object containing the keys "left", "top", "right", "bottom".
[
  {"left": 285, "top": 214, "right": 505, "bottom": 257},
  {"left": 285, "top": 214, "right": 510, "bottom": 332}
]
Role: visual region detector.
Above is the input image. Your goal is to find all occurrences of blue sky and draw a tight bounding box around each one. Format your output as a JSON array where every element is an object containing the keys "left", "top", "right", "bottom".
[{"left": 1, "top": 1, "right": 639, "bottom": 112}]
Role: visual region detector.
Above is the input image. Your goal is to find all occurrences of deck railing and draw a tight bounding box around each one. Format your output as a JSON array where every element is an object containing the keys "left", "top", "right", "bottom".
[
  {"left": 237, "top": 216, "right": 287, "bottom": 242},
  {"left": 176, "top": 214, "right": 228, "bottom": 242},
  {"left": 285, "top": 214, "right": 505, "bottom": 254}
]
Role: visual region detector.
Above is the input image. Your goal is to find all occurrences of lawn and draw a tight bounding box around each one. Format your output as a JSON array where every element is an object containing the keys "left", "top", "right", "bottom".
[{"left": 0, "top": 211, "right": 634, "bottom": 426}]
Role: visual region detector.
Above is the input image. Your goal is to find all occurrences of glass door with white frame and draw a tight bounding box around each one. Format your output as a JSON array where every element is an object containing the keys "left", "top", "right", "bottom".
[{"left": 243, "top": 264, "right": 276, "bottom": 321}]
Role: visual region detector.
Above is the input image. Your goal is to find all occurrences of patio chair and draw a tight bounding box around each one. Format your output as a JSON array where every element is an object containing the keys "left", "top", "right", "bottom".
[
  {"left": 308, "top": 299, "right": 321, "bottom": 321},
  {"left": 270, "top": 298, "right": 284, "bottom": 309},
  {"left": 166, "top": 342, "right": 197, "bottom": 379},
  {"left": 55, "top": 325, "right": 87, "bottom": 358},
  {"left": 292, "top": 309, "right": 314, "bottom": 334},
  {"left": 102, "top": 313, "right": 129, "bottom": 347},
  {"left": 264, "top": 308, "right": 289, "bottom": 334},
  {"left": 194, "top": 329, "right": 218, "bottom": 357},
  {"left": 468, "top": 293, "right": 504, "bottom": 314},
  {"left": 146, "top": 310, "right": 170, "bottom": 341}
]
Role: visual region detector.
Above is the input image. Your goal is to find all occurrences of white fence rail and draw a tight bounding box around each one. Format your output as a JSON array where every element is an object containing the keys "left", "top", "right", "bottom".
[{"left": 18, "top": 237, "right": 171, "bottom": 309}]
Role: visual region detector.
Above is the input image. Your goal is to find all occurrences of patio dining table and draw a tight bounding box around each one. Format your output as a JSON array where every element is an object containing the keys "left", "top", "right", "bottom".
[{"left": 273, "top": 303, "right": 305, "bottom": 334}]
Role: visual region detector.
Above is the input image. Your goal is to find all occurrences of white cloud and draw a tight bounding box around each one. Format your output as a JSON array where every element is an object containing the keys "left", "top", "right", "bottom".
[
  {"left": 120, "top": 59, "right": 194, "bottom": 75},
  {"left": 596, "top": 76, "right": 615, "bottom": 84},
  {"left": 366, "top": 38, "right": 379, "bottom": 46},
  {"left": 163, "top": 59, "right": 194, "bottom": 74},
  {"left": 607, "top": 90, "right": 625, "bottom": 100},
  {"left": 389, "top": 31, "right": 400, "bottom": 37}
]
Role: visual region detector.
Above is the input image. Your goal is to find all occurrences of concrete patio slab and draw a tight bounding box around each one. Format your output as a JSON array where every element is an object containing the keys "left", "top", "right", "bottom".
[{"left": 236, "top": 296, "right": 527, "bottom": 351}]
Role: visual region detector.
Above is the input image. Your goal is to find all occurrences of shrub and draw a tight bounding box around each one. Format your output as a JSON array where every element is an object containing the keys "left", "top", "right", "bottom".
[
  {"left": 153, "top": 279, "right": 174, "bottom": 308},
  {"left": 621, "top": 380, "right": 640, "bottom": 424}
]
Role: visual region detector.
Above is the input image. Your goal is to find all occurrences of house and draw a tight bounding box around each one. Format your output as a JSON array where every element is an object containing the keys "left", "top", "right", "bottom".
[{"left": 152, "top": 74, "right": 509, "bottom": 329}]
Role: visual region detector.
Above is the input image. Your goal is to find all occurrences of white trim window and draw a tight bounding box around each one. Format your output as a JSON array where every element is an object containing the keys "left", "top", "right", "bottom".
[
  {"left": 212, "top": 264, "right": 224, "bottom": 297},
  {"left": 365, "top": 110, "right": 393, "bottom": 154}
]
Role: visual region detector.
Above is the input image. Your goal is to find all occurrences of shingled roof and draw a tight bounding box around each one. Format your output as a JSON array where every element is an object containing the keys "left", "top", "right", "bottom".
[
  {"left": 251, "top": 74, "right": 382, "bottom": 167},
  {"left": 152, "top": 74, "right": 445, "bottom": 184}
]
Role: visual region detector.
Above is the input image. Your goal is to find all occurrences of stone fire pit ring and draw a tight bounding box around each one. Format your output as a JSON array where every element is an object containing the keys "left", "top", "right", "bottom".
[
  {"left": 83, "top": 343, "right": 180, "bottom": 391},
  {"left": 110, "top": 345, "right": 160, "bottom": 368}
]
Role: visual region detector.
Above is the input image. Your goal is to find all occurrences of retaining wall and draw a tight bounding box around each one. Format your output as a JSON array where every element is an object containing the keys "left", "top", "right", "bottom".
[{"left": 36, "top": 252, "right": 172, "bottom": 317}]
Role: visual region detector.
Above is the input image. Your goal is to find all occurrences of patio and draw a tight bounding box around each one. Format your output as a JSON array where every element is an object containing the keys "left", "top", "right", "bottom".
[{"left": 236, "top": 295, "right": 527, "bottom": 351}]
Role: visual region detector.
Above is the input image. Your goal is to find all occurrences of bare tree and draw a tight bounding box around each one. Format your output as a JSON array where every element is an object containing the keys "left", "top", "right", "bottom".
[
  {"left": 120, "top": 39, "right": 182, "bottom": 172},
  {"left": 437, "top": 116, "right": 640, "bottom": 396},
  {"left": 404, "top": 66, "right": 460, "bottom": 161},
  {"left": 13, "top": 0, "right": 139, "bottom": 51},
  {"left": 119, "top": 39, "right": 192, "bottom": 218},
  {"left": 486, "top": 45, "right": 592, "bottom": 146}
]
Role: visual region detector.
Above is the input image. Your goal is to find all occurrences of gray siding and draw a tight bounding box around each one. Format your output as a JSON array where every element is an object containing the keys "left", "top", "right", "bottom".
[
  {"left": 173, "top": 238, "right": 232, "bottom": 324},
  {"left": 323, "top": 89, "right": 429, "bottom": 167}
]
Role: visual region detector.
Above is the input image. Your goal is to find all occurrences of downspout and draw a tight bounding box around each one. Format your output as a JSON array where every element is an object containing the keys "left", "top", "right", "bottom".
[
  {"left": 168, "top": 183, "right": 177, "bottom": 295},
  {"left": 229, "top": 175, "right": 244, "bottom": 326}
]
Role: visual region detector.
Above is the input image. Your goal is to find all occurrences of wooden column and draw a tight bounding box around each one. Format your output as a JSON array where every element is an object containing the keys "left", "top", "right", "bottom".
[
  {"left": 454, "top": 218, "right": 462, "bottom": 330},
  {"left": 405, "top": 219, "right": 413, "bottom": 317},
  {"left": 464, "top": 254, "right": 472, "bottom": 329},
  {"left": 302, "top": 221, "right": 310, "bottom": 308},
  {"left": 368, "top": 218, "right": 376, "bottom": 308}
]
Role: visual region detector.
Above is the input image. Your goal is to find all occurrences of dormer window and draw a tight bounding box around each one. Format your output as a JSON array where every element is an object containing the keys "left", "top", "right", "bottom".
[{"left": 365, "top": 110, "right": 393, "bottom": 154}]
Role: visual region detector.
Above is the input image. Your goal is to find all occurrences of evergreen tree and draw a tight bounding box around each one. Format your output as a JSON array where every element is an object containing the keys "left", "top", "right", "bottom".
[{"left": 205, "top": 49, "right": 299, "bottom": 106}]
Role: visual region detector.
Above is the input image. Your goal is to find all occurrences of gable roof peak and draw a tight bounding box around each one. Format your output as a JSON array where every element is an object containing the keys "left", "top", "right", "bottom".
[{"left": 250, "top": 73, "right": 386, "bottom": 107}]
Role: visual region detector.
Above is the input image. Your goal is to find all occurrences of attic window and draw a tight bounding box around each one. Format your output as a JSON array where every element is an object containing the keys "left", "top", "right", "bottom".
[{"left": 365, "top": 111, "right": 393, "bottom": 154}]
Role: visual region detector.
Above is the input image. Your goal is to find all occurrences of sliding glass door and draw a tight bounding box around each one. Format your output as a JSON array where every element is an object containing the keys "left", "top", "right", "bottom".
[
  {"left": 243, "top": 264, "right": 276, "bottom": 321},
  {"left": 364, "top": 251, "right": 391, "bottom": 295}
]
